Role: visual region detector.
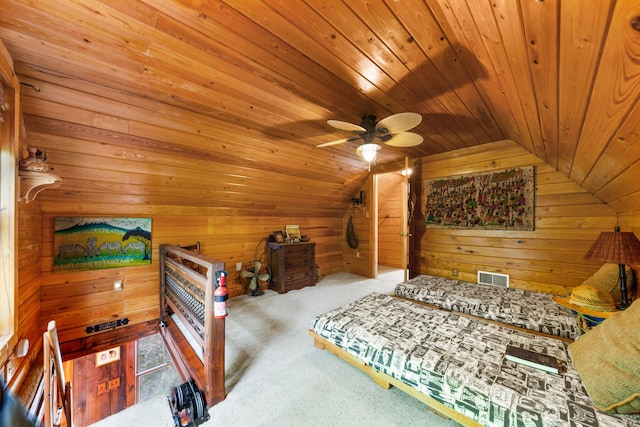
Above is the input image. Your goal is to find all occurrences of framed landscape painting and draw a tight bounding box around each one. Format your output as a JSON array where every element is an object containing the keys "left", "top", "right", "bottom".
[{"left": 54, "top": 217, "right": 152, "bottom": 272}]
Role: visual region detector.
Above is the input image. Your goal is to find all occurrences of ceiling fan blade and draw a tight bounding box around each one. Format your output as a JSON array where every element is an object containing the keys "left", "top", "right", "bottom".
[
  {"left": 384, "top": 132, "right": 423, "bottom": 147},
  {"left": 317, "top": 138, "right": 353, "bottom": 148},
  {"left": 240, "top": 270, "right": 255, "bottom": 278},
  {"left": 376, "top": 112, "right": 422, "bottom": 134},
  {"left": 327, "top": 120, "right": 366, "bottom": 132}
]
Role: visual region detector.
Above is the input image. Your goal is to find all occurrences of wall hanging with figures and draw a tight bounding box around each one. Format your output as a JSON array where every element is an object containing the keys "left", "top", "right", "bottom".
[{"left": 424, "top": 166, "right": 534, "bottom": 231}]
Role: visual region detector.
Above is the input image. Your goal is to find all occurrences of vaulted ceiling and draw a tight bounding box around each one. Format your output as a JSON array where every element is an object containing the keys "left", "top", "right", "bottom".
[{"left": 2, "top": 0, "right": 640, "bottom": 215}]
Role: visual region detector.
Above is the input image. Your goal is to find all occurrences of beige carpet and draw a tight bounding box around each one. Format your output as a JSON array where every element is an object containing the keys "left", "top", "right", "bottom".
[{"left": 90, "top": 267, "right": 462, "bottom": 427}]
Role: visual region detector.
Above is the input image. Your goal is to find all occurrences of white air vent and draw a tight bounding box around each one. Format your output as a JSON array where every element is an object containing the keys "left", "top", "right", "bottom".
[{"left": 477, "top": 271, "right": 509, "bottom": 288}]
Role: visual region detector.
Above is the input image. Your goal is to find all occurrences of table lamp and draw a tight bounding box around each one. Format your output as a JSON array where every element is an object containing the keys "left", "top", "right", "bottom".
[{"left": 584, "top": 226, "right": 640, "bottom": 309}]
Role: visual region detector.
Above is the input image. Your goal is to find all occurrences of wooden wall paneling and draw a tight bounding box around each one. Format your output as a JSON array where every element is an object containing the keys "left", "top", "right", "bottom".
[
  {"left": 384, "top": 0, "right": 504, "bottom": 143},
  {"left": 428, "top": 1, "right": 536, "bottom": 153},
  {"left": 151, "top": 1, "right": 366, "bottom": 121},
  {"left": 16, "top": 77, "right": 366, "bottom": 213},
  {"left": 304, "top": 0, "right": 482, "bottom": 148},
  {"left": 556, "top": 0, "right": 612, "bottom": 177},
  {"left": 489, "top": 0, "right": 544, "bottom": 158},
  {"left": 419, "top": 140, "right": 617, "bottom": 295},
  {"left": 15, "top": 71, "right": 366, "bottom": 174},
  {"left": 519, "top": 0, "right": 560, "bottom": 166},
  {"left": 2, "top": 0, "right": 640, "bottom": 216},
  {"left": 343, "top": 176, "right": 375, "bottom": 277},
  {"left": 39, "top": 211, "right": 344, "bottom": 344},
  {"left": 580, "top": 37, "right": 640, "bottom": 198},
  {"left": 0, "top": 37, "right": 18, "bottom": 378},
  {"left": 569, "top": 1, "right": 640, "bottom": 184},
  {"left": 378, "top": 172, "right": 404, "bottom": 268},
  {"left": 17, "top": 199, "right": 42, "bottom": 352},
  {"left": 226, "top": 0, "right": 408, "bottom": 116}
]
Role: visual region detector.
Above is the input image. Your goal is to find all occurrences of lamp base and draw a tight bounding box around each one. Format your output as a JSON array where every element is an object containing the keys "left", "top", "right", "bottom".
[
  {"left": 616, "top": 302, "right": 630, "bottom": 310},
  {"left": 617, "top": 263, "right": 630, "bottom": 311}
]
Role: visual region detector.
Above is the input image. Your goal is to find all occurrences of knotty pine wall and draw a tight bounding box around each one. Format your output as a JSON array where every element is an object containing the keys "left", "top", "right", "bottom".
[
  {"left": 13, "top": 141, "right": 637, "bottom": 382},
  {"left": 416, "top": 140, "right": 621, "bottom": 296},
  {"left": 15, "top": 199, "right": 42, "bottom": 361},
  {"left": 377, "top": 172, "right": 404, "bottom": 269},
  {"left": 38, "top": 212, "right": 344, "bottom": 344},
  {"left": 343, "top": 175, "right": 373, "bottom": 277}
]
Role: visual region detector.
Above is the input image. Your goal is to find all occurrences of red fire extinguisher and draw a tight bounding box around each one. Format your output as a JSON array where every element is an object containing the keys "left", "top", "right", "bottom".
[{"left": 214, "top": 271, "right": 228, "bottom": 318}]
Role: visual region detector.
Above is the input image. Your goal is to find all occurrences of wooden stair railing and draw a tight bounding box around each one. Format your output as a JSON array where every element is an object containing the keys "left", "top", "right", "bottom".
[{"left": 43, "top": 321, "right": 72, "bottom": 427}]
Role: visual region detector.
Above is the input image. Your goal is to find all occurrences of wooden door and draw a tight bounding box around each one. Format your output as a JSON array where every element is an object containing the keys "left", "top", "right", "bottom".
[
  {"left": 377, "top": 173, "right": 404, "bottom": 270},
  {"left": 400, "top": 157, "right": 410, "bottom": 282},
  {"left": 376, "top": 158, "right": 414, "bottom": 281},
  {"left": 406, "top": 158, "right": 420, "bottom": 279},
  {"left": 71, "top": 342, "right": 135, "bottom": 426}
]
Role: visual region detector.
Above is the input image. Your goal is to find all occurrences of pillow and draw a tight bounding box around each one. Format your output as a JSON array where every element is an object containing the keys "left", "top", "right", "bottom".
[
  {"left": 569, "top": 299, "right": 640, "bottom": 414},
  {"left": 582, "top": 263, "right": 633, "bottom": 304}
]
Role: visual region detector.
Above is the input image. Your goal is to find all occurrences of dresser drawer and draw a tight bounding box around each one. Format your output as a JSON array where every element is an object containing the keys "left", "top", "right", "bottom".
[
  {"left": 285, "top": 253, "right": 314, "bottom": 270},
  {"left": 267, "top": 242, "right": 316, "bottom": 294},
  {"left": 284, "top": 269, "right": 312, "bottom": 283}
]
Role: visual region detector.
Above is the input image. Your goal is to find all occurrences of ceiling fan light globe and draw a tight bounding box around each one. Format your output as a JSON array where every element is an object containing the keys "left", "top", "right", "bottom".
[{"left": 358, "top": 143, "right": 381, "bottom": 162}]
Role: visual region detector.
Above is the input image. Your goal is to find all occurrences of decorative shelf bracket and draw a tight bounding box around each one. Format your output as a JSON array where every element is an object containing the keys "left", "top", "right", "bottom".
[{"left": 19, "top": 170, "right": 61, "bottom": 203}]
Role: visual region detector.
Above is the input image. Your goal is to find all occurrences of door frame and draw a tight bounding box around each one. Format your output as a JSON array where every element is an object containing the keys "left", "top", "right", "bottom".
[{"left": 372, "top": 157, "right": 416, "bottom": 280}]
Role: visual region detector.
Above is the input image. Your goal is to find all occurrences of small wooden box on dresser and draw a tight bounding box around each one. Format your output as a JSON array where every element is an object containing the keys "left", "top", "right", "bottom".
[{"left": 267, "top": 242, "right": 317, "bottom": 293}]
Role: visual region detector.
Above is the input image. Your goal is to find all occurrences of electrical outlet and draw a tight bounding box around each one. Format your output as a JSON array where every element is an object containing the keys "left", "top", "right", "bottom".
[
  {"left": 236, "top": 262, "right": 242, "bottom": 271},
  {"left": 452, "top": 268, "right": 458, "bottom": 276}
]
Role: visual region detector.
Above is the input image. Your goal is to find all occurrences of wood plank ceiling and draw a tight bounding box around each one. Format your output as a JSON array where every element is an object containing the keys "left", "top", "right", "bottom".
[{"left": 1, "top": 0, "right": 640, "bottom": 215}]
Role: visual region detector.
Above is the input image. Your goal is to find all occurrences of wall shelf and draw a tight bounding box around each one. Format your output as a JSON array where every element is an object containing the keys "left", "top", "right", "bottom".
[{"left": 19, "top": 170, "right": 61, "bottom": 203}]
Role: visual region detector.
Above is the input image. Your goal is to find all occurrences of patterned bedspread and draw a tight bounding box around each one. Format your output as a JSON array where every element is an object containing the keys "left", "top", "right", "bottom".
[
  {"left": 395, "top": 275, "right": 579, "bottom": 340},
  {"left": 311, "top": 293, "right": 639, "bottom": 427}
]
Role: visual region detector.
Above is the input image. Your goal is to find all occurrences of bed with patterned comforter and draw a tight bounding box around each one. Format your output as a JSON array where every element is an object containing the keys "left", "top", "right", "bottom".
[
  {"left": 310, "top": 292, "right": 639, "bottom": 427},
  {"left": 394, "top": 275, "right": 579, "bottom": 340}
]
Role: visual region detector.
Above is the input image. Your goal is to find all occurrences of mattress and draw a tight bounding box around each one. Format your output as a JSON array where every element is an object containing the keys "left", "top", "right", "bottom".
[
  {"left": 311, "top": 293, "right": 639, "bottom": 427},
  {"left": 395, "top": 275, "right": 579, "bottom": 340}
]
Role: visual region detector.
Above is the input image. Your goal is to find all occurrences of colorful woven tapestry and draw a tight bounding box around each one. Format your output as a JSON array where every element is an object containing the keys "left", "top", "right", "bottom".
[{"left": 425, "top": 166, "right": 534, "bottom": 230}]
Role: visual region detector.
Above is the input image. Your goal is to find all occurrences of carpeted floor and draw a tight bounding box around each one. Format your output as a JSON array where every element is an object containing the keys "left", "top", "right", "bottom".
[{"left": 90, "top": 267, "right": 462, "bottom": 427}]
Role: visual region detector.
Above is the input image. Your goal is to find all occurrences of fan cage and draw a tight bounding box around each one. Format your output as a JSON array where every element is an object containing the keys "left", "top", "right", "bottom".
[{"left": 239, "top": 260, "right": 271, "bottom": 292}]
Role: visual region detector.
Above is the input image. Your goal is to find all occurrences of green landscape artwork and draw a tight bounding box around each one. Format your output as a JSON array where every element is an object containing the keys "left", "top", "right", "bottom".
[{"left": 53, "top": 217, "right": 152, "bottom": 272}]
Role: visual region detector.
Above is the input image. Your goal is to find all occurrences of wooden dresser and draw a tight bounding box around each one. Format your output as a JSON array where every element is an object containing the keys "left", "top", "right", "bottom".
[{"left": 267, "top": 242, "right": 316, "bottom": 293}]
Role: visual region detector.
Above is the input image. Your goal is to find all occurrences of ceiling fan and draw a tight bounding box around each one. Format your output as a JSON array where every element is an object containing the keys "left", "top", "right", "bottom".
[{"left": 317, "top": 112, "right": 423, "bottom": 170}]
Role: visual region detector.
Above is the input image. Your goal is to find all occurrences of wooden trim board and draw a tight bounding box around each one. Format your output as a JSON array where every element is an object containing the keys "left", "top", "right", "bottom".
[{"left": 309, "top": 330, "right": 482, "bottom": 427}]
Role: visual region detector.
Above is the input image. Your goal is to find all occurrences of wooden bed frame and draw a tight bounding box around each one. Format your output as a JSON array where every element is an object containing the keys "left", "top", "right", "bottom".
[
  {"left": 159, "top": 244, "right": 226, "bottom": 407},
  {"left": 309, "top": 330, "right": 481, "bottom": 427},
  {"left": 308, "top": 293, "right": 579, "bottom": 427}
]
